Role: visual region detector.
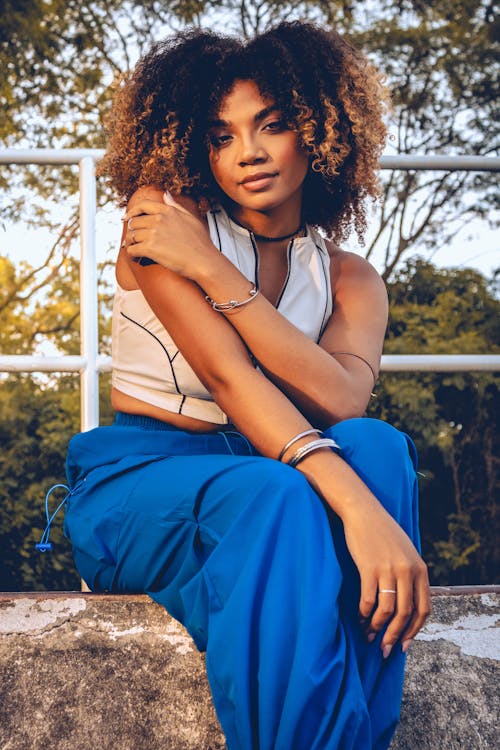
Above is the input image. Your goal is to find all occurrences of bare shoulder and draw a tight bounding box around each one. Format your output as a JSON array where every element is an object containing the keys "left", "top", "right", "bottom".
[{"left": 325, "top": 239, "right": 387, "bottom": 303}]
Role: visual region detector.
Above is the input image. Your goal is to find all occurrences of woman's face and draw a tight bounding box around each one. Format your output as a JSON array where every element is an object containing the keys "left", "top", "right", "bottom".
[{"left": 208, "top": 80, "right": 309, "bottom": 218}]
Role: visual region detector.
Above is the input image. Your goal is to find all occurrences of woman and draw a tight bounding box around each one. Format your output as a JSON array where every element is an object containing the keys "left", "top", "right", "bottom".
[{"left": 64, "top": 22, "right": 430, "bottom": 750}]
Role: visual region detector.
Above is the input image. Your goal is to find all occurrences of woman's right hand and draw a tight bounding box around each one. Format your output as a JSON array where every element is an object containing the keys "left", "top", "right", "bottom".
[
  {"left": 341, "top": 499, "right": 431, "bottom": 657},
  {"left": 123, "top": 189, "right": 219, "bottom": 281}
]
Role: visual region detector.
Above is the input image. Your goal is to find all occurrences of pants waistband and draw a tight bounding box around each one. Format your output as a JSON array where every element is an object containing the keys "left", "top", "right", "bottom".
[
  {"left": 114, "top": 412, "right": 185, "bottom": 431},
  {"left": 113, "top": 411, "right": 257, "bottom": 455}
]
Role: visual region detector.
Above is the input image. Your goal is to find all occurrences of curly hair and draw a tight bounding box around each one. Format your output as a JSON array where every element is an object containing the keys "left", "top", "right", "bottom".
[{"left": 100, "top": 22, "right": 389, "bottom": 242}]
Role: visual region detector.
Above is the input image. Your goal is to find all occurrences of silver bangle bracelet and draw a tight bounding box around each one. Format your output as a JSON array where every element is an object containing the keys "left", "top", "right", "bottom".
[
  {"left": 205, "top": 286, "right": 259, "bottom": 312},
  {"left": 277, "top": 428, "right": 322, "bottom": 462},
  {"left": 287, "top": 438, "right": 341, "bottom": 468}
]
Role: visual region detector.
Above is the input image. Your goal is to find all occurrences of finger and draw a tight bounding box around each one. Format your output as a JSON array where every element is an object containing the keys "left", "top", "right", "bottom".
[
  {"left": 358, "top": 571, "right": 377, "bottom": 624},
  {"left": 381, "top": 576, "right": 414, "bottom": 651},
  {"left": 126, "top": 214, "right": 156, "bottom": 232},
  {"left": 367, "top": 584, "right": 397, "bottom": 634},
  {"left": 124, "top": 229, "right": 146, "bottom": 252},
  {"left": 400, "top": 569, "right": 431, "bottom": 646},
  {"left": 123, "top": 199, "right": 169, "bottom": 220}
]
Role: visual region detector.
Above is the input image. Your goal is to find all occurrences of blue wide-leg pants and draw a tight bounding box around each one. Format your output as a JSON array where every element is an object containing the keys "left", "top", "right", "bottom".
[{"left": 64, "top": 414, "right": 420, "bottom": 750}]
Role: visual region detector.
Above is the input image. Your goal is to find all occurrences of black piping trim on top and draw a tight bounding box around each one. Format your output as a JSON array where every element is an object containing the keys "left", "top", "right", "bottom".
[
  {"left": 210, "top": 210, "right": 223, "bottom": 252},
  {"left": 178, "top": 394, "right": 186, "bottom": 414},
  {"left": 248, "top": 233, "right": 260, "bottom": 288},
  {"left": 120, "top": 311, "right": 183, "bottom": 397},
  {"left": 275, "top": 240, "right": 294, "bottom": 309},
  {"left": 317, "top": 245, "right": 331, "bottom": 340}
]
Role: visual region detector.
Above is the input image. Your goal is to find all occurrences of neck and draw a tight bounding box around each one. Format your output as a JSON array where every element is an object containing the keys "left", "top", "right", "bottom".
[{"left": 227, "top": 193, "right": 303, "bottom": 240}]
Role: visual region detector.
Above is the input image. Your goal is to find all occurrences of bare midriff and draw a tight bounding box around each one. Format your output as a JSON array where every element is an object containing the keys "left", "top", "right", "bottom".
[{"left": 111, "top": 387, "right": 226, "bottom": 433}]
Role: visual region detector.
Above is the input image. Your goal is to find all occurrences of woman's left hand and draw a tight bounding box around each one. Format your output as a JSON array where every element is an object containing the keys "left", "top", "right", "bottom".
[
  {"left": 339, "top": 498, "right": 431, "bottom": 656},
  {"left": 123, "top": 191, "right": 217, "bottom": 280}
]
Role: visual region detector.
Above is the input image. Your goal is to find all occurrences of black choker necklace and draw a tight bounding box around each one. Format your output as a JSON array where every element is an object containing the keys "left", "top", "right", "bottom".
[
  {"left": 229, "top": 213, "right": 304, "bottom": 243},
  {"left": 252, "top": 224, "right": 304, "bottom": 243}
]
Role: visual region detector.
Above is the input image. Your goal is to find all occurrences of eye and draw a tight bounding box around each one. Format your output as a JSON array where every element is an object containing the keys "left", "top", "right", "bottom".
[
  {"left": 209, "top": 133, "right": 232, "bottom": 148},
  {"left": 263, "top": 119, "right": 286, "bottom": 133}
]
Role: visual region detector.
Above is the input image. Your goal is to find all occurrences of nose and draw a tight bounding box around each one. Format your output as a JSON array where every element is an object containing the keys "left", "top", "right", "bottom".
[{"left": 238, "top": 133, "right": 268, "bottom": 166}]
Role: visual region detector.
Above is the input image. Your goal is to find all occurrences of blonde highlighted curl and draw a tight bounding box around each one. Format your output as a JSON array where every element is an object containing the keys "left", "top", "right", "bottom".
[{"left": 100, "top": 23, "right": 390, "bottom": 243}]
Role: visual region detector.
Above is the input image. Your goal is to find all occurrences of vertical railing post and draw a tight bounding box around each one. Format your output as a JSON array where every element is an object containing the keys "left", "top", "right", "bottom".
[{"left": 79, "top": 157, "right": 99, "bottom": 432}]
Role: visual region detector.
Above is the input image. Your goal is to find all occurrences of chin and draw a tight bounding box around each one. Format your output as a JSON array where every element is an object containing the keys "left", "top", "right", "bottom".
[{"left": 237, "top": 193, "right": 290, "bottom": 212}]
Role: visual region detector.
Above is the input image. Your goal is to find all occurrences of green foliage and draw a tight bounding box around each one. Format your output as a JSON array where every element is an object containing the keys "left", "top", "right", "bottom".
[
  {"left": 0, "top": 371, "right": 114, "bottom": 590},
  {"left": 432, "top": 513, "right": 481, "bottom": 579},
  {"left": 0, "top": 251, "right": 113, "bottom": 590},
  {"left": 0, "top": 373, "right": 81, "bottom": 590},
  {"left": 367, "top": 259, "right": 499, "bottom": 583},
  {"left": 0, "top": 1, "right": 498, "bottom": 587},
  {"left": 0, "top": 252, "right": 497, "bottom": 589},
  {"left": 1, "top": 1, "right": 498, "bottom": 274}
]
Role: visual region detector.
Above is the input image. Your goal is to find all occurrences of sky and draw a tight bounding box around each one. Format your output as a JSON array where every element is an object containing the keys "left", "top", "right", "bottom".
[{"left": 2, "top": 3, "right": 497, "bottom": 281}]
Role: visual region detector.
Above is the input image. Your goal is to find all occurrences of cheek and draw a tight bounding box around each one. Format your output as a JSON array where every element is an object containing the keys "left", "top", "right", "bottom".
[
  {"left": 209, "top": 152, "right": 229, "bottom": 188},
  {"left": 281, "top": 138, "right": 309, "bottom": 178},
  {"left": 287, "top": 150, "right": 309, "bottom": 185}
]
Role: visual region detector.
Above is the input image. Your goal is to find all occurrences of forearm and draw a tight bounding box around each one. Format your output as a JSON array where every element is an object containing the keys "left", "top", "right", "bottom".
[
  {"left": 122, "top": 191, "right": 383, "bottom": 425},
  {"left": 196, "top": 251, "right": 366, "bottom": 425},
  {"left": 130, "top": 262, "right": 375, "bottom": 518},
  {"left": 214, "top": 365, "right": 380, "bottom": 520}
]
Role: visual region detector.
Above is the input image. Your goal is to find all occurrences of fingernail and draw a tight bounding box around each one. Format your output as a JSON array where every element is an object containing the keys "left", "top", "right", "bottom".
[
  {"left": 402, "top": 639, "right": 413, "bottom": 654},
  {"left": 120, "top": 241, "right": 126, "bottom": 248},
  {"left": 367, "top": 632, "right": 376, "bottom": 643},
  {"left": 382, "top": 644, "right": 393, "bottom": 659},
  {"left": 127, "top": 218, "right": 133, "bottom": 228}
]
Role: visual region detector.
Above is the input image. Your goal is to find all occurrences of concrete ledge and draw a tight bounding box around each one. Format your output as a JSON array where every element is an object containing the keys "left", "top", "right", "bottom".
[{"left": 1, "top": 588, "right": 498, "bottom": 749}]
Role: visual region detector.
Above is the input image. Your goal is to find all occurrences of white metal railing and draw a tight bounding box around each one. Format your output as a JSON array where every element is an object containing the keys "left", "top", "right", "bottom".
[{"left": 1, "top": 150, "right": 499, "bottom": 432}]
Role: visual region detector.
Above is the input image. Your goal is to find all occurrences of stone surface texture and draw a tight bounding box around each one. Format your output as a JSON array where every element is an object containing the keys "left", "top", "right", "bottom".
[{"left": 0, "top": 589, "right": 498, "bottom": 750}]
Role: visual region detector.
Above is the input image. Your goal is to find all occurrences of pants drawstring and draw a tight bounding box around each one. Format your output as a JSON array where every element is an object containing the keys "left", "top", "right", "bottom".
[{"left": 35, "top": 483, "right": 70, "bottom": 552}]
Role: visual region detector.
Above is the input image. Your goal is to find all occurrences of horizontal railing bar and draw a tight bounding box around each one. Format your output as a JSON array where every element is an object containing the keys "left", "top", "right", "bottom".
[
  {"left": 0, "top": 149, "right": 105, "bottom": 165},
  {"left": 381, "top": 354, "right": 500, "bottom": 371},
  {"left": 0, "top": 150, "right": 499, "bottom": 171},
  {"left": 1, "top": 354, "right": 499, "bottom": 374},
  {"left": 380, "top": 155, "right": 500, "bottom": 171},
  {"left": 0, "top": 356, "right": 87, "bottom": 372}
]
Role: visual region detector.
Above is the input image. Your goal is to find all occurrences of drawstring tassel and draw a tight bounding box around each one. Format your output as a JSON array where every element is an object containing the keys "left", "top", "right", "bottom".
[
  {"left": 217, "top": 430, "right": 254, "bottom": 456},
  {"left": 35, "top": 483, "right": 70, "bottom": 552}
]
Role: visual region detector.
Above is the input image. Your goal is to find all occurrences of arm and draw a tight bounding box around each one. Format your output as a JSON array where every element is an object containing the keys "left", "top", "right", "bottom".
[
  {"left": 124, "top": 193, "right": 387, "bottom": 427},
  {"left": 121, "top": 188, "right": 430, "bottom": 653}
]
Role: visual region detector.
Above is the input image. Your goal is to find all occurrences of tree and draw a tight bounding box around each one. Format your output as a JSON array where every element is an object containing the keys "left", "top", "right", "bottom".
[
  {"left": 1, "top": 1, "right": 498, "bottom": 276},
  {"left": 0, "top": 251, "right": 497, "bottom": 589},
  {"left": 367, "top": 258, "right": 499, "bottom": 583},
  {"left": 1, "top": 1, "right": 498, "bottom": 588},
  {"left": 0, "top": 252, "right": 113, "bottom": 590}
]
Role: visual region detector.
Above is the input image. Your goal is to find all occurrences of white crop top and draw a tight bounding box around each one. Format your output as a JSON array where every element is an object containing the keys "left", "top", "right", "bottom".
[{"left": 112, "top": 205, "right": 332, "bottom": 424}]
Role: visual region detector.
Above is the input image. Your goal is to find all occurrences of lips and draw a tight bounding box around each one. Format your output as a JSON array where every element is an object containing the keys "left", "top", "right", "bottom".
[{"left": 240, "top": 172, "right": 278, "bottom": 185}]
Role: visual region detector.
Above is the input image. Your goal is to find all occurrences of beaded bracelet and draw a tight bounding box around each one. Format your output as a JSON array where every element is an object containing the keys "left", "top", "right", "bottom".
[
  {"left": 277, "top": 428, "right": 322, "bottom": 462},
  {"left": 205, "top": 286, "right": 259, "bottom": 312},
  {"left": 287, "top": 437, "right": 340, "bottom": 468}
]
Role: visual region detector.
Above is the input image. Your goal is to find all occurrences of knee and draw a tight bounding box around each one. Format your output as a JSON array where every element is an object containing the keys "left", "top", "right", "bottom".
[
  {"left": 240, "top": 457, "right": 315, "bottom": 505},
  {"left": 326, "top": 418, "right": 417, "bottom": 474},
  {"left": 221, "top": 456, "right": 323, "bottom": 527}
]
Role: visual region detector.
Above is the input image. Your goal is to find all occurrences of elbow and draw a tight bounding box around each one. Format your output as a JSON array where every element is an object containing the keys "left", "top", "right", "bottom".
[
  {"left": 310, "top": 386, "right": 369, "bottom": 428},
  {"left": 337, "top": 389, "right": 369, "bottom": 421},
  {"left": 202, "top": 359, "right": 255, "bottom": 409}
]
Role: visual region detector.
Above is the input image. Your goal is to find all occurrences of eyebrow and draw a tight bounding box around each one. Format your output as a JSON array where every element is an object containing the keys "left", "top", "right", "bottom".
[{"left": 208, "top": 104, "right": 281, "bottom": 128}]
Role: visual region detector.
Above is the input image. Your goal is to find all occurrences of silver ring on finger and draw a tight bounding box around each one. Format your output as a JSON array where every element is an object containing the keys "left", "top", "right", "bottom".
[{"left": 379, "top": 589, "right": 397, "bottom": 594}]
